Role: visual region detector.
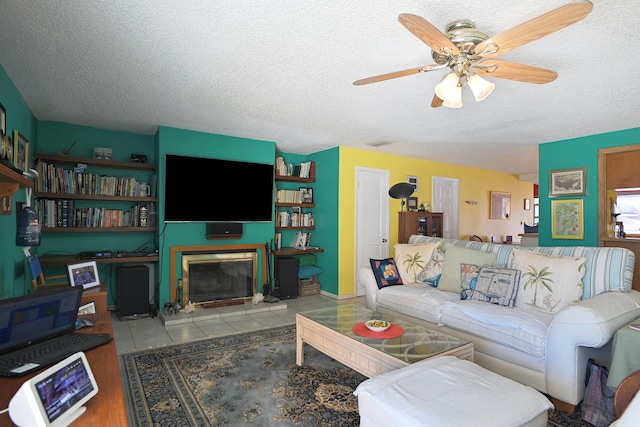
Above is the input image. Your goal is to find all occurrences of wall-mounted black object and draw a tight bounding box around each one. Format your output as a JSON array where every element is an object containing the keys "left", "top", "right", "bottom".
[{"left": 206, "top": 222, "right": 243, "bottom": 239}]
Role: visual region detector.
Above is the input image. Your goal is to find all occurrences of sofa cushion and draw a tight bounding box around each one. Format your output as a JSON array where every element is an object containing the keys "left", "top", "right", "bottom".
[
  {"left": 394, "top": 243, "right": 440, "bottom": 284},
  {"left": 511, "top": 248, "right": 586, "bottom": 314},
  {"left": 439, "top": 246, "right": 498, "bottom": 293},
  {"left": 416, "top": 248, "right": 445, "bottom": 287},
  {"left": 470, "top": 266, "right": 521, "bottom": 307},
  {"left": 440, "top": 300, "right": 552, "bottom": 358},
  {"left": 460, "top": 263, "right": 481, "bottom": 300},
  {"left": 370, "top": 258, "right": 403, "bottom": 289},
  {"left": 376, "top": 285, "right": 459, "bottom": 324}
]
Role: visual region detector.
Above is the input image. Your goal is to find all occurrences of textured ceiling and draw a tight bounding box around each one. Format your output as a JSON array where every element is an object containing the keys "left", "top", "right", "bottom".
[{"left": 0, "top": 1, "right": 637, "bottom": 178}]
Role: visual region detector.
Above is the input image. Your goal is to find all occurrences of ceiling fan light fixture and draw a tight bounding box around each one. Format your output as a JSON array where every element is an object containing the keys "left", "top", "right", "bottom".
[
  {"left": 442, "top": 88, "right": 463, "bottom": 108},
  {"left": 435, "top": 72, "right": 460, "bottom": 102},
  {"left": 467, "top": 73, "right": 495, "bottom": 102}
]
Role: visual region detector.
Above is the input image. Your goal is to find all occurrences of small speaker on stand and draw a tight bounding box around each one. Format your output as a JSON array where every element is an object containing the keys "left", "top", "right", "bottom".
[
  {"left": 275, "top": 257, "right": 298, "bottom": 300},
  {"left": 118, "top": 265, "right": 150, "bottom": 320}
]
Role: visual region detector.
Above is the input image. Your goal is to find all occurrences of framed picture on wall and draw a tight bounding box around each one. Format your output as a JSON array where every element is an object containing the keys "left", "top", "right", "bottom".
[
  {"left": 549, "top": 167, "right": 586, "bottom": 197},
  {"left": 0, "top": 103, "right": 5, "bottom": 136},
  {"left": 13, "top": 130, "right": 28, "bottom": 173},
  {"left": 551, "top": 199, "right": 584, "bottom": 239}
]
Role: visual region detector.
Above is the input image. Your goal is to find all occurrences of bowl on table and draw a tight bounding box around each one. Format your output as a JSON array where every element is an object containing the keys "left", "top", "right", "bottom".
[{"left": 365, "top": 319, "right": 391, "bottom": 332}]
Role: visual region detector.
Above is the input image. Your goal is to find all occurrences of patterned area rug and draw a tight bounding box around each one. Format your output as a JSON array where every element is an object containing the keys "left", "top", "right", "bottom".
[{"left": 120, "top": 324, "right": 594, "bottom": 426}]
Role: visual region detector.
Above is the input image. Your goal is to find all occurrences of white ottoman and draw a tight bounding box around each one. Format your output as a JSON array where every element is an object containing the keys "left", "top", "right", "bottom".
[{"left": 354, "top": 356, "right": 553, "bottom": 427}]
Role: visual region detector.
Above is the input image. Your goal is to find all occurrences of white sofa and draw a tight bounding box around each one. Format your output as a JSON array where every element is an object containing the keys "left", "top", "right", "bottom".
[{"left": 357, "top": 235, "right": 640, "bottom": 408}]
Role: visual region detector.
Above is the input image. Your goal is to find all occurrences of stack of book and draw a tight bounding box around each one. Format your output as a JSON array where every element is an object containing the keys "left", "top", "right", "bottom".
[{"left": 275, "top": 157, "right": 315, "bottom": 179}]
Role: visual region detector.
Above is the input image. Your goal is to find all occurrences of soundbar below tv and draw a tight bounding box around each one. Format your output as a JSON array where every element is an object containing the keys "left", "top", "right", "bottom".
[{"left": 164, "top": 154, "right": 274, "bottom": 223}]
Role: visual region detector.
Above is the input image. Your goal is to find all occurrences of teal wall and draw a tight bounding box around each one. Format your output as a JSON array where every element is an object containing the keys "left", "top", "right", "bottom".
[
  {"left": 539, "top": 127, "right": 640, "bottom": 247},
  {"left": 155, "top": 126, "right": 277, "bottom": 308},
  {"left": 307, "top": 147, "right": 339, "bottom": 294},
  {"left": 0, "top": 65, "right": 37, "bottom": 299}
]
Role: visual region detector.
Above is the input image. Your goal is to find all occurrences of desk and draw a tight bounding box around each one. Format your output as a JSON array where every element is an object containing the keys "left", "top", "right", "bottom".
[
  {"left": 607, "top": 317, "right": 640, "bottom": 389},
  {"left": 0, "top": 312, "right": 127, "bottom": 426}
]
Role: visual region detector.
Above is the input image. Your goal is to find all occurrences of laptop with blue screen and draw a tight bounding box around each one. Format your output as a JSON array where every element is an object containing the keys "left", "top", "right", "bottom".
[{"left": 0, "top": 286, "right": 112, "bottom": 377}]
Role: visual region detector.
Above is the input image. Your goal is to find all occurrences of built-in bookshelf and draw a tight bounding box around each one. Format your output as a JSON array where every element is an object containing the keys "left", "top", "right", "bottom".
[
  {"left": 33, "top": 153, "right": 157, "bottom": 232},
  {"left": 274, "top": 156, "right": 322, "bottom": 255}
]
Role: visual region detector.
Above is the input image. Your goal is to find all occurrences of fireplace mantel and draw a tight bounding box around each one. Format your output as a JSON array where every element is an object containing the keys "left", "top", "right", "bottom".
[{"left": 169, "top": 244, "right": 268, "bottom": 304}]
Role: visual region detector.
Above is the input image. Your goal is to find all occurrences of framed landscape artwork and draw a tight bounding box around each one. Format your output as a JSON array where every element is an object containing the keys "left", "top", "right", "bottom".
[
  {"left": 551, "top": 199, "right": 584, "bottom": 239},
  {"left": 549, "top": 167, "right": 586, "bottom": 197}
]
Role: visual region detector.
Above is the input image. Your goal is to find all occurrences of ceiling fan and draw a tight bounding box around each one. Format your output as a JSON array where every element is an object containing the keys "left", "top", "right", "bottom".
[{"left": 353, "top": 1, "right": 593, "bottom": 108}]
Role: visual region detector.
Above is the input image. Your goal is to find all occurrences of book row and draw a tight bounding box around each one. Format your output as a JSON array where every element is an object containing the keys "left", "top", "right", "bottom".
[
  {"left": 276, "top": 188, "right": 314, "bottom": 204},
  {"left": 36, "top": 199, "right": 157, "bottom": 228},
  {"left": 275, "top": 157, "right": 315, "bottom": 179},
  {"left": 276, "top": 210, "right": 314, "bottom": 228},
  {"left": 35, "top": 160, "right": 156, "bottom": 197}
]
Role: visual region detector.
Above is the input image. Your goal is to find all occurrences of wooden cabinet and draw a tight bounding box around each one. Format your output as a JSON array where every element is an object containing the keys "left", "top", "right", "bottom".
[{"left": 398, "top": 211, "right": 443, "bottom": 243}]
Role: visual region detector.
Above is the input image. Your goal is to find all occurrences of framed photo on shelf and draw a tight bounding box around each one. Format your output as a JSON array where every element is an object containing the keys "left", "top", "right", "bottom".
[
  {"left": 66, "top": 260, "right": 101, "bottom": 290},
  {"left": 551, "top": 199, "right": 584, "bottom": 239},
  {"left": 13, "top": 130, "right": 29, "bottom": 173},
  {"left": 407, "top": 197, "right": 418, "bottom": 210},
  {"left": 549, "top": 167, "right": 586, "bottom": 197},
  {"left": 299, "top": 187, "right": 313, "bottom": 204},
  {"left": 0, "top": 102, "right": 5, "bottom": 136}
]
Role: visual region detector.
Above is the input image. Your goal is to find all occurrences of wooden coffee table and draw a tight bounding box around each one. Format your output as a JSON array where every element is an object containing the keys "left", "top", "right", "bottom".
[{"left": 296, "top": 304, "right": 473, "bottom": 378}]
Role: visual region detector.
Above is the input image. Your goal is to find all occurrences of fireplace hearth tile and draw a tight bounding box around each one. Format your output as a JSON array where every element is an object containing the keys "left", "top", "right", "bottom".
[{"left": 159, "top": 300, "right": 288, "bottom": 326}]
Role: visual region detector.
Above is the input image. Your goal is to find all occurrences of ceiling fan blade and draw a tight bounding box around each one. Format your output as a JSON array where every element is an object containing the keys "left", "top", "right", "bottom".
[
  {"left": 474, "top": 60, "right": 558, "bottom": 84},
  {"left": 353, "top": 64, "right": 445, "bottom": 86},
  {"left": 431, "top": 94, "right": 443, "bottom": 108},
  {"left": 398, "top": 14, "right": 460, "bottom": 56},
  {"left": 474, "top": 1, "right": 593, "bottom": 58}
]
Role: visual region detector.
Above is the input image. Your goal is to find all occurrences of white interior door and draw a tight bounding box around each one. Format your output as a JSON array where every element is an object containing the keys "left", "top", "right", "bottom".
[
  {"left": 355, "top": 167, "right": 389, "bottom": 296},
  {"left": 432, "top": 176, "right": 459, "bottom": 239}
]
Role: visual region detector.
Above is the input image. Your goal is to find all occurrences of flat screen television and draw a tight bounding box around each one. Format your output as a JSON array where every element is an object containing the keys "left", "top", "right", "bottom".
[{"left": 164, "top": 154, "right": 274, "bottom": 223}]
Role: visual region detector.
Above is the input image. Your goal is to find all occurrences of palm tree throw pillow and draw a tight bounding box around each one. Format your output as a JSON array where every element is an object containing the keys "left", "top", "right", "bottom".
[
  {"left": 393, "top": 243, "right": 441, "bottom": 284},
  {"left": 511, "top": 248, "right": 586, "bottom": 314}
]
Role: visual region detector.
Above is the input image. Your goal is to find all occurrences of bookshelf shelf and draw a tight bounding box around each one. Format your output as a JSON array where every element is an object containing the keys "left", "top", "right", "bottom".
[
  {"left": 275, "top": 175, "right": 315, "bottom": 183},
  {"left": 41, "top": 226, "right": 157, "bottom": 233},
  {"left": 275, "top": 226, "right": 315, "bottom": 231},
  {"left": 35, "top": 192, "right": 156, "bottom": 202},
  {"left": 0, "top": 161, "right": 33, "bottom": 199},
  {"left": 273, "top": 246, "right": 324, "bottom": 256}
]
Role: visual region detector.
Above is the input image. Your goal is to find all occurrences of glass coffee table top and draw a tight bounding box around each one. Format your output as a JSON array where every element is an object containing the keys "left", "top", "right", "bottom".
[{"left": 298, "top": 304, "right": 471, "bottom": 364}]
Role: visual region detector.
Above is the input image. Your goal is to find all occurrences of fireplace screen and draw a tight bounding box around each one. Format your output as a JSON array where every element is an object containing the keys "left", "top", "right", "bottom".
[{"left": 181, "top": 252, "right": 257, "bottom": 306}]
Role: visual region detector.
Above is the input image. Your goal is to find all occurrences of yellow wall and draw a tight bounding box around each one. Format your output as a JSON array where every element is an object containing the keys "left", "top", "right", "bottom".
[{"left": 337, "top": 146, "right": 535, "bottom": 296}]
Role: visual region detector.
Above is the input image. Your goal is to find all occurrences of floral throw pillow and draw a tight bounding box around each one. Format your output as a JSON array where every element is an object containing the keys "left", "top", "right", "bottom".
[
  {"left": 512, "top": 248, "right": 586, "bottom": 314},
  {"left": 417, "top": 248, "right": 445, "bottom": 287},
  {"left": 394, "top": 243, "right": 441, "bottom": 284},
  {"left": 369, "top": 258, "right": 403, "bottom": 289},
  {"left": 460, "top": 263, "right": 481, "bottom": 300}
]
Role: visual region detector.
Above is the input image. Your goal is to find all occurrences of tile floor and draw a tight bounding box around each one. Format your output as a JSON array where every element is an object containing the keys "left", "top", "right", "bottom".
[{"left": 111, "top": 294, "right": 366, "bottom": 354}]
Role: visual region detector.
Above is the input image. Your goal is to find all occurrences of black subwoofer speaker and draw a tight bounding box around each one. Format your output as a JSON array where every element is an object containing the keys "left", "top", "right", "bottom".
[
  {"left": 205, "top": 222, "right": 243, "bottom": 239},
  {"left": 275, "top": 257, "right": 298, "bottom": 300},
  {"left": 118, "top": 265, "right": 150, "bottom": 320}
]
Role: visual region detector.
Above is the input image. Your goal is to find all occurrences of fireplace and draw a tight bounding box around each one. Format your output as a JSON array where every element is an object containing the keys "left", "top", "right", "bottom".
[{"left": 180, "top": 251, "right": 257, "bottom": 307}]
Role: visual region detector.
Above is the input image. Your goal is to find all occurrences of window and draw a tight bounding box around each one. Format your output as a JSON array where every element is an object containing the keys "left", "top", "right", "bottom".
[{"left": 615, "top": 190, "right": 640, "bottom": 235}]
